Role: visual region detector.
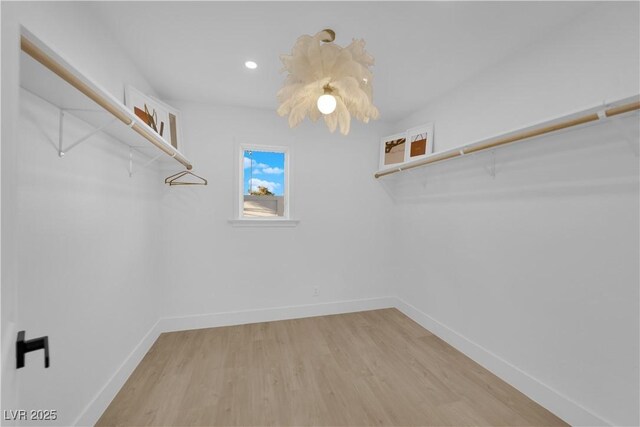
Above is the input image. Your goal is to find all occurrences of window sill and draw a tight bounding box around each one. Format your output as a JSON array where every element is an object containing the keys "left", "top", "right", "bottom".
[{"left": 228, "top": 219, "right": 300, "bottom": 228}]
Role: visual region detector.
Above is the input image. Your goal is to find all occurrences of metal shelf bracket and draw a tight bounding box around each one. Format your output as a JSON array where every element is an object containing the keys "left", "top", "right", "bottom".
[
  {"left": 406, "top": 167, "right": 428, "bottom": 188},
  {"left": 58, "top": 109, "right": 117, "bottom": 157},
  {"left": 609, "top": 116, "right": 640, "bottom": 157},
  {"left": 484, "top": 150, "right": 497, "bottom": 178},
  {"left": 128, "top": 147, "right": 165, "bottom": 177}
]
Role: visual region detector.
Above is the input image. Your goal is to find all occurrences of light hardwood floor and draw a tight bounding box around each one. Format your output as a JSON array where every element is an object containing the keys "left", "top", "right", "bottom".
[{"left": 97, "top": 309, "right": 567, "bottom": 426}]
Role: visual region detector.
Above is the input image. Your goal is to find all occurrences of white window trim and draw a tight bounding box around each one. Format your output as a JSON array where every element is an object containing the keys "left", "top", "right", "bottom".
[
  {"left": 228, "top": 218, "right": 300, "bottom": 227},
  {"left": 229, "top": 143, "right": 299, "bottom": 227}
]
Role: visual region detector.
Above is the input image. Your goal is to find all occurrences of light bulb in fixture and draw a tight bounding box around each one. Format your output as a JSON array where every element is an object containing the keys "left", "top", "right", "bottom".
[
  {"left": 317, "top": 93, "right": 337, "bottom": 115},
  {"left": 244, "top": 60, "right": 258, "bottom": 69}
]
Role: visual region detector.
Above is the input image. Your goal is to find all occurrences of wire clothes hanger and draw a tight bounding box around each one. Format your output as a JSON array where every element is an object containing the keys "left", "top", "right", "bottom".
[{"left": 165, "top": 170, "right": 208, "bottom": 186}]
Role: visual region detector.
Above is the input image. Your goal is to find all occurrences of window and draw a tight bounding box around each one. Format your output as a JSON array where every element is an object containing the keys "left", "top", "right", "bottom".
[{"left": 237, "top": 145, "right": 291, "bottom": 222}]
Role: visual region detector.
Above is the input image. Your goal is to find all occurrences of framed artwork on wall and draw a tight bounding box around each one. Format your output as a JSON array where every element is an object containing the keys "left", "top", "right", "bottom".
[
  {"left": 125, "top": 85, "right": 182, "bottom": 150},
  {"left": 406, "top": 123, "right": 434, "bottom": 162},
  {"left": 379, "top": 133, "right": 407, "bottom": 170}
]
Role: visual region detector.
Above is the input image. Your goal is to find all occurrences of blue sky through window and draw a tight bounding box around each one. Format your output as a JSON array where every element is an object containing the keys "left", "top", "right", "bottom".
[{"left": 243, "top": 150, "right": 285, "bottom": 196}]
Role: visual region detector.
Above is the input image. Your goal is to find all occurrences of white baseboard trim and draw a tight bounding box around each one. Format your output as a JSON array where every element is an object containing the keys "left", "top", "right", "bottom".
[
  {"left": 73, "top": 320, "right": 163, "bottom": 427},
  {"left": 158, "top": 296, "right": 397, "bottom": 333},
  {"left": 73, "top": 296, "right": 396, "bottom": 426},
  {"left": 395, "top": 298, "right": 612, "bottom": 427}
]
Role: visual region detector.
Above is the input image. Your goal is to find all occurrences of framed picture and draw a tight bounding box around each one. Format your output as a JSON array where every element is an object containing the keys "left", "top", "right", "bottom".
[
  {"left": 125, "top": 85, "right": 182, "bottom": 150},
  {"left": 405, "top": 123, "right": 434, "bottom": 162},
  {"left": 379, "top": 132, "right": 407, "bottom": 170}
]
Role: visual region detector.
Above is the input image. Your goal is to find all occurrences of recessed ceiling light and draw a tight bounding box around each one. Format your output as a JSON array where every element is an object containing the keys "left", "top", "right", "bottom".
[{"left": 245, "top": 61, "right": 258, "bottom": 70}]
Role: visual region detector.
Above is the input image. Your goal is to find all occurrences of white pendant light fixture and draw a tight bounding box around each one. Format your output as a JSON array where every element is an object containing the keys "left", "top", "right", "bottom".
[{"left": 277, "top": 29, "right": 380, "bottom": 135}]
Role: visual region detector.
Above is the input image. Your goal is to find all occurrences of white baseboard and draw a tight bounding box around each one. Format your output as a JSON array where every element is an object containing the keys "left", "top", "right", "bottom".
[
  {"left": 158, "top": 296, "right": 397, "bottom": 333},
  {"left": 73, "top": 320, "right": 163, "bottom": 427},
  {"left": 395, "top": 298, "right": 611, "bottom": 426},
  {"left": 74, "top": 296, "right": 396, "bottom": 426}
]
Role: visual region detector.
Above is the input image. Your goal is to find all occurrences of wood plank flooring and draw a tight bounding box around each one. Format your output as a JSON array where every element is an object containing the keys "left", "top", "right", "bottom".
[{"left": 97, "top": 309, "right": 567, "bottom": 426}]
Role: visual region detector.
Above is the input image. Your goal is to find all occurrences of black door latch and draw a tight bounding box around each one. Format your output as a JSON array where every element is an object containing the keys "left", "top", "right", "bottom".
[{"left": 16, "top": 331, "right": 49, "bottom": 369}]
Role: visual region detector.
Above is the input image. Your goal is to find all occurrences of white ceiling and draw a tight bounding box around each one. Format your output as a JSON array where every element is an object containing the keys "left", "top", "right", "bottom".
[{"left": 90, "top": 2, "right": 594, "bottom": 121}]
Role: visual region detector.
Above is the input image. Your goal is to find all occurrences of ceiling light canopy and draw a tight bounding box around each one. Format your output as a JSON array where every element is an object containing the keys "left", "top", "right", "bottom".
[
  {"left": 277, "top": 29, "right": 380, "bottom": 135},
  {"left": 245, "top": 60, "right": 258, "bottom": 69}
]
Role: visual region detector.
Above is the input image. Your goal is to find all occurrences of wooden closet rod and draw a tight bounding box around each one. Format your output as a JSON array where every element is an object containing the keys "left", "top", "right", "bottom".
[
  {"left": 20, "top": 35, "right": 193, "bottom": 170},
  {"left": 375, "top": 100, "right": 640, "bottom": 179}
]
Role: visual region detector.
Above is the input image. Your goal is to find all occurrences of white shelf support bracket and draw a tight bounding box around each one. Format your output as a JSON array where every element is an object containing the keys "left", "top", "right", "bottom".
[
  {"left": 406, "top": 166, "right": 427, "bottom": 188},
  {"left": 128, "top": 148, "right": 165, "bottom": 178},
  {"left": 610, "top": 116, "right": 640, "bottom": 157},
  {"left": 58, "top": 109, "right": 117, "bottom": 157},
  {"left": 129, "top": 148, "right": 134, "bottom": 178},
  {"left": 484, "top": 150, "right": 497, "bottom": 178},
  {"left": 377, "top": 176, "right": 397, "bottom": 202},
  {"left": 605, "top": 115, "right": 640, "bottom": 157},
  {"left": 58, "top": 110, "right": 64, "bottom": 157}
]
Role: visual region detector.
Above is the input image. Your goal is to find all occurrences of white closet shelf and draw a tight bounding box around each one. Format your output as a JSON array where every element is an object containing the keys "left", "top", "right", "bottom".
[
  {"left": 375, "top": 95, "right": 640, "bottom": 179},
  {"left": 19, "top": 28, "right": 193, "bottom": 170}
]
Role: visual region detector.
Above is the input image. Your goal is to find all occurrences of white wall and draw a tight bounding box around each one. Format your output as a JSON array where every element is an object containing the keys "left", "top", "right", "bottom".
[
  {"left": 2, "top": 2, "right": 164, "bottom": 425},
  {"left": 396, "top": 4, "right": 639, "bottom": 151},
  {"left": 160, "top": 103, "right": 395, "bottom": 319},
  {"left": 1, "top": 2, "right": 637, "bottom": 427},
  {"left": 388, "top": 3, "right": 639, "bottom": 425}
]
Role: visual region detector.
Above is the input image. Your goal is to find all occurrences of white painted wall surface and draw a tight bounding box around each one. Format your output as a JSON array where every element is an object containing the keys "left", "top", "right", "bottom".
[
  {"left": 0, "top": 2, "right": 637, "bottom": 427},
  {"left": 160, "top": 103, "right": 395, "bottom": 318},
  {"left": 388, "top": 3, "right": 640, "bottom": 425},
  {"left": 396, "top": 3, "right": 640, "bottom": 153},
  {"left": 14, "top": 90, "right": 164, "bottom": 427},
  {"left": 1, "top": 5, "right": 21, "bottom": 420},
  {"left": 2, "top": 3, "right": 163, "bottom": 425}
]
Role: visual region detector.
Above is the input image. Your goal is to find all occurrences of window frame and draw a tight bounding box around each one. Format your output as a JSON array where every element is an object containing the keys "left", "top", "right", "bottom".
[{"left": 232, "top": 143, "right": 297, "bottom": 226}]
